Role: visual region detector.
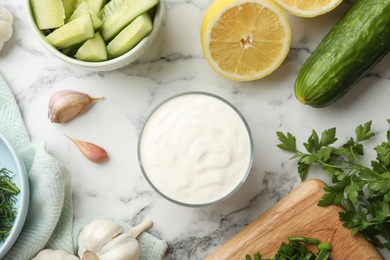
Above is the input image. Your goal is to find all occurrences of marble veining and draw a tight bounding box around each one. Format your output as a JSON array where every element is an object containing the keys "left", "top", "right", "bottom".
[{"left": 1, "top": 0, "right": 390, "bottom": 259}]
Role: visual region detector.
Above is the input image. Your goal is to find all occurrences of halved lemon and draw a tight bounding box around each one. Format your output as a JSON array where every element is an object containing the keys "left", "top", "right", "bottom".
[
  {"left": 201, "top": 0, "right": 291, "bottom": 81},
  {"left": 274, "top": 0, "right": 343, "bottom": 17}
]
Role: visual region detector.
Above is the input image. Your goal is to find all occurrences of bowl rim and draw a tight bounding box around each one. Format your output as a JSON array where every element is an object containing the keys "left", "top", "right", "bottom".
[
  {"left": 137, "top": 91, "right": 254, "bottom": 207},
  {"left": 0, "top": 132, "right": 30, "bottom": 258},
  {"left": 25, "top": 0, "right": 163, "bottom": 70}
]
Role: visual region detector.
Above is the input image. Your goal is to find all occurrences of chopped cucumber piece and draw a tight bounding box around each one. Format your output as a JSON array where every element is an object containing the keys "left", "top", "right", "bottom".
[
  {"left": 99, "top": 0, "right": 158, "bottom": 41},
  {"left": 91, "top": 13, "right": 103, "bottom": 30},
  {"left": 83, "top": 0, "right": 106, "bottom": 14},
  {"left": 46, "top": 15, "right": 95, "bottom": 49},
  {"left": 68, "top": 2, "right": 103, "bottom": 29},
  {"left": 75, "top": 32, "right": 107, "bottom": 61},
  {"left": 62, "top": 0, "right": 78, "bottom": 20},
  {"left": 31, "top": 0, "right": 65, "bottom": 30},
  {"left": 107, "top": 13, "right": 153, "bottom": 59}
]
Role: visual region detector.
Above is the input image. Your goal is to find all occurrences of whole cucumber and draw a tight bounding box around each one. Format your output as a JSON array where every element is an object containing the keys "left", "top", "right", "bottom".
[{"left": 294, "top": 0, "right": 390, "bottom": 108}]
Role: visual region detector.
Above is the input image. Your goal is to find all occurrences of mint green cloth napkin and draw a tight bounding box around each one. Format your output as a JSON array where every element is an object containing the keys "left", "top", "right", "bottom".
[{"left": 0, "top": 73, "right": 168, "bottom": 260}]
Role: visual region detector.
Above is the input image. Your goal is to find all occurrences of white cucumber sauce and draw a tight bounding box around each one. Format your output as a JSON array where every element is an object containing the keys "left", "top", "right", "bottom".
[{"left": 138, "top": 92, "right": 253, "bottom": 206}]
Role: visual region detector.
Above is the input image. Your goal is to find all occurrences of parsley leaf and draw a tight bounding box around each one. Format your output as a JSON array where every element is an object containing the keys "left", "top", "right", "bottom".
[
  {"left": 304, "top": 130, "right": 320, "bottom": 153},
  {"left": 375, "top": 142, "right": 390, "bottom": 166},
  {"left": 276, "top": 132, "right": 297, "bottom": 152},
  {"left": 320, "top": 127, "right": 337, "bottom": 146},
  {"left": 355, "top": 121, "right": 375, "bottom": 141}
]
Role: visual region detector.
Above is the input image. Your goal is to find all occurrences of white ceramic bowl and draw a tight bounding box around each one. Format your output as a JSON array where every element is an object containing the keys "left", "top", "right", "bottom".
[
  {"left": 0, "top": 132, "right": 29, "bottom": 258},
  {"left": 138, "top": 92, "right": 254, "bottom": 207},
  {"left": 25, "top": 1, "right": 163, "bottom": 71}
]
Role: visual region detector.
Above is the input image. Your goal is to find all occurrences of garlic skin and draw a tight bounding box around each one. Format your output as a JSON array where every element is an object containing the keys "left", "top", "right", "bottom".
[
  {"left": 32, "top": 249, "right": 79, "bottom": 260},
  {"left": 48, "top": 90, "right": 102, "bottom": 124},
  {"left": 65, "top": 135, "right": 108, "bottom": 163},
  {"left": 0, "top": 5, "right": 13, "bottom": 51},
  {"left": 78, "top": 219, "right": 153, "bottom": 260}
]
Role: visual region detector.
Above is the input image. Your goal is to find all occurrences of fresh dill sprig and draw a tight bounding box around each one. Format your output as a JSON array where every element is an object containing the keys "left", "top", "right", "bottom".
[{"left": 0, "top": 167, "right": 20, "bottom": 242}]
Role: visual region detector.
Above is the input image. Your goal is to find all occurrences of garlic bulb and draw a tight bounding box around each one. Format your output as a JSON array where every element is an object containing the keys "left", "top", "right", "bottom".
[
  {"left": 48, "top": 90, "right": 103, "bottom": 124},
  {"left": 32, "top": 249, "right": 79, "bottom": 260},
  {"left": 0, "top": 5, "right": 13, "bottom": 51},
  {"left": 78, "top": 219, "right": 153, "bottom": 260}
]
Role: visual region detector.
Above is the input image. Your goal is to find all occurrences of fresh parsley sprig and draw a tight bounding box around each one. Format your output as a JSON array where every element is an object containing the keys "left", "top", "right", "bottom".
[
  {"left": 276, "top": 120, "right": 390, "bottom": 249},
  {"left": 245, "top": 235, "right": 332, "bottom": 260}
]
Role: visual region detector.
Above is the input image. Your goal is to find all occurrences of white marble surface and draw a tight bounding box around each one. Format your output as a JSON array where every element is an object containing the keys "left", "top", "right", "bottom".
[{"left": 1, "top": 0, "right": 390, "bottom": 259}]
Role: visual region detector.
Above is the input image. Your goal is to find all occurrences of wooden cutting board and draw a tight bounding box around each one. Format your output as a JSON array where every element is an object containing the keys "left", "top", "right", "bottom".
[{"left": 206, "top": 179, "right": 383, "bottom": 260}]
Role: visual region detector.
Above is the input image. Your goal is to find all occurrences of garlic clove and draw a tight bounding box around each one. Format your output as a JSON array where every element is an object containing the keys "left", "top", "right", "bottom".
[
  {"left": 78, "top": 219, "right": 154, "bottom": 260},
  {"left": 0, "top": 5, "right": 13, "bottom": 52},
  {"left": 65, "top": 135, "right": 108, "bottom": 163},
  {"left": 32, "top": 249, "right": 80, "bottom": 260},
  {"left": 0, "top": 20, "right": 13, "bottom": 43},
  {"left": 98, "top": 220, "right": 153, "bottom": 260},
  {"left": 78, "top": 219, "right": 124, "bottom": 258},
  {"left": 128, "top": 219, "right": 153, "bottom": 239},
  {"left": 0, "top": 6, "right": 13, "bottom": 27},
  {"left": 98, "top": 233, "right": 140, "bottom": 260},
  {"left": 48, "top": 90, "right": 103, "bottom": 124}
]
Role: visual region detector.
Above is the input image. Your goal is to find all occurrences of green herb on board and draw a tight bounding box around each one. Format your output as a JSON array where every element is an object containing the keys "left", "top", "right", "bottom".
[
  {"left": 245, "top": 235, "right": 332, "bottom": 260},
  {"left": 276, "top": 120, "right": 390, "bottom": 250},
  {"left": 0, "top": 167, "right": 20, "bottom": 242}
]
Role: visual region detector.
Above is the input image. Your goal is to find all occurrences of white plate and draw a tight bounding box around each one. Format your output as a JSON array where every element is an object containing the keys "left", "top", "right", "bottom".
[{"left": 0, "top": 132, "right": 29, "bottom": 258}]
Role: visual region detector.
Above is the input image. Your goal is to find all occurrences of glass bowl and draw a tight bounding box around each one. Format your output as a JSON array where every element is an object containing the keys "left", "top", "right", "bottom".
[
  {"left": 138, "top": 92, "right": 253, "bottom": 207},
  {"left": 0, "top": 132, "right": 29, "bottom": 258}
]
